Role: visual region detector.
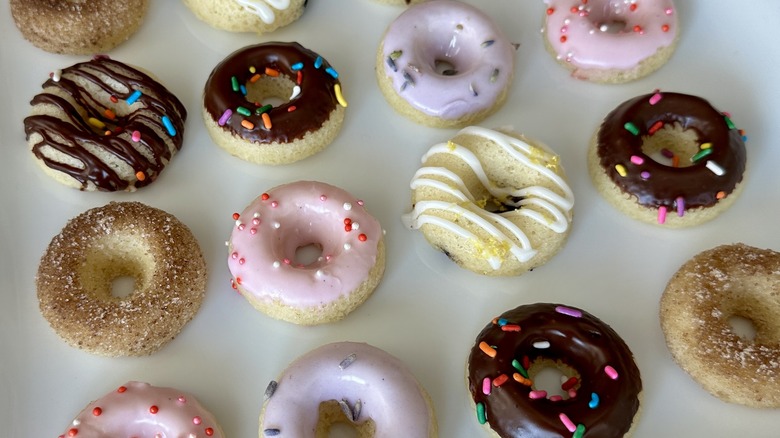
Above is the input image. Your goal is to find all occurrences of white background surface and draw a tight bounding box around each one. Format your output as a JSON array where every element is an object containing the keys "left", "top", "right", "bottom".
[{"left": 2, "top": 1, "right": 780, "bottom": 436}]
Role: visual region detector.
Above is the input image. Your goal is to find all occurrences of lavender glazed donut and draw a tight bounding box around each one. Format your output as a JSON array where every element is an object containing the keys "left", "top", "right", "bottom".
[{"left": 376, "top": 0, "right": 515, "bottom": 128}]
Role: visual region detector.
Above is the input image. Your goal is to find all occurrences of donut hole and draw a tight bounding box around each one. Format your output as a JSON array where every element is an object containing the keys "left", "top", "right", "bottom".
[
  {"left": 528, "top": 358, "right": 580, "bottom": 401},
  {"left": 110, "top": 276, "right": 136, "bottom": 299},
  {"left": 78, "top": 233, "right": 153, "bottom": 301},
  {"left": 640, "top": 122, "right": 701, "bottom": 168},
  {"left": 295, "top": 243, "right": 324, "bottom": 267},
  {"left": 244, "top": 75, "right": 297, "bottom": 109},
  {"left": 728, "top": 315, "right": 757, "bottom": 341},
  {"left": 434, "top": 59, "right": 459, "bottom": 76},
  {"left": 586, "top": 6, "right": 629, "bottom": 33},
  {"left": 416, "top": 25, "right": 482, "bottom": 78},
  {"left": 317, "top": 400, "right": 375, "bottom": 437}
]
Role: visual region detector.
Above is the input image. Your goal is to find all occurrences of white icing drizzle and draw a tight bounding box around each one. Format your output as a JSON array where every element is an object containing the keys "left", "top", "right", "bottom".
[
  {"left": 234, "top": 0, "right": 290, "bottom": 24},
  {"left": 402, "top": 126, "right": 574, "bottom": 268}
]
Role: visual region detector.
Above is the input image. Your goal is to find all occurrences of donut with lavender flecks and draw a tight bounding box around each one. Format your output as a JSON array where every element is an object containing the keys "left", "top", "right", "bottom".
[
  {"left": 660, "top": 243, "right": 780, "bottom": 407},
  {"left": 227, "top": 181, "right": 385, "bottom": 325},
  {"left": 58, "top": 381, "right": 223, "bottom": 438},
  {"left": 588, "top": 91, "right": 747, "bottom": 227},
  {"left": 182, "top": 0, "right": 307, "bottom": 34},
  {"left": 24, "top": 56, "right": 187, "bottom": 192},
  {"left": 376, "top": 0, "right": 515, "bottom": 128},
  {"left": 203, "top": 42, "right": 347, "bottom": 165},
  {"left": 542, "top": 0, "right": 679, "bottom": 83},
  {"left": 10, "top": 0, "right": 149, "bottom": 55},
  {"left": 467, "top": 303, "right": 643, "bottom": 437}
]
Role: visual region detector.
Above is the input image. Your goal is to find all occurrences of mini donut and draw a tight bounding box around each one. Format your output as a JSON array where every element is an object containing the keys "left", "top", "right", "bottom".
[
  {"left": 182, "top": 0, "right": 307, "bottom": 34},
  {"left": 260, "top": 341, "right": 437, "bottom": 437},
  {"left": 24, "top": 56, "right": 187, "bottom": 192},
  {"left": 203, "top": 42, "right": 347, "bottom": 165},
  {"left": 36, "top": 202, "right": 207, "bottom": 357},
  {"left": 402, "top": 126, "right": 574, "bottom": 276},
  {"left": 542, "top": 0, "right": 679, "bottom": 83},
  {"left": 59, "top": 381, "right": 223, "bottom": 438},
  {"left": 376, "top": 0, "right": 515, "bottom": 128},
  {"left": 468, "top": 303, "right": 643, "bottom": 437},
  {"left": 660, "top": 243, "right": 780, "bottom": 407},
  {"left": 588, "top": 91, "right": 747, "bottom": 227},
  {"left": 9, "top": 0, "right": 149, "bottom": 55},
  {"left": 227, "top": 181, "right": 385, "bottom": 325}
]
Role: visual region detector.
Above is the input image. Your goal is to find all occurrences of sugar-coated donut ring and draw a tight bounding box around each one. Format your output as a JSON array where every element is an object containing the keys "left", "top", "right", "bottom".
[
  {"left": 588, "top": 91, "right": 747, "bottom": 227},
  {"left": 9, "top": 0, "right": 149, "bottom": 55},
  {"left": 468, "top": 303, "right": 643, "bottom": 437},
  {"left": 261, "top": 341, "right": 437, "bottom": 437},
  {"left": 376, "top": 0, "right": 515, "bottom": 128},
  {"left": 227, "top": 181, "right": 385, "bottom": 325},
  {"left": 203, "top": 42, "right": 347, "bottom": 164},
  {"left": 59, "top": 381, "right": 223, "bottom": 438},
  {"left": 182, "top": 0, "right": 307, "bottom": 34},
  {"left": 24, "top": 56, "right": 188, "bottom": 192},
  {"left": 36, "top": 202, "right": 207, "bottom": 357},
  {"left": 402, "top": 126, "right": 574, "bottom": 276},
  {"left": 542, "top": 0, "right": 679, "bottom": 83},
  {"left": 660, "top": 243, "right": 780, "bottom": 407}
]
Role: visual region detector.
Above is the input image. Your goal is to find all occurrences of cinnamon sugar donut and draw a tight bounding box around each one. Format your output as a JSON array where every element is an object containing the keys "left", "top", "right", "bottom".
[
  {"left": 36, "top": 202, "right": 207, "bottom": 357},
  {"left": 10, "top": 0, "right": 150, "bottom": 55},
  {"left": 660, "top": 243, "right": 780, "bottom": 407}
]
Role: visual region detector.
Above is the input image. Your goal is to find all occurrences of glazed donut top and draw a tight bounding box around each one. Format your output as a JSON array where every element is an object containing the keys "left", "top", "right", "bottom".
[
  {"left": 543, "top": 0, "right": 678, "bottom": 70},
  {"left": 204, "top": 42, "right": 345, "bottom": 144},
  {"left": 59, "top": 381, "right": 223, "bottom": 438},
  {"left": 24, "top": 57, "right": 186, "bottom": 191},
  {"left": 596, "top": 92, "right": 746, "bottom": 212},
  {"left": 228, "top": 181, "right": 382, "bottom": 308},
  {"left": 468, "top": 303, "right": 642, "bottom": 437},
  {"left": 380, "top": 0, "right": 515, "bottom": 119},
  {"left": 262, "top": 341, "right": 434, "bottom": 437},
  {"left": 235, "top": 0, "right": 292, "bottom": 24}
]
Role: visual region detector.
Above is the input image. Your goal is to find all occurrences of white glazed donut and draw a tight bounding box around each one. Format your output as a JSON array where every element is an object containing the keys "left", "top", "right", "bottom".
[
  {"left": 59, "top": 381, "right": 223, "bottom": 438},
  {"left": 260, "top": 341, "right": 437, "bottom": 437},
  {"left": 542, "top": 0, "right": 679, "bottom": 83},
  {"left": 227, "top": 181, "right": 386, "bottom": 325}
]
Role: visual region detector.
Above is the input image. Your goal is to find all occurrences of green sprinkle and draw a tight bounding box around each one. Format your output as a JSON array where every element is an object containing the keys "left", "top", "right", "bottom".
[
  {"left": 390, "top": 50, "right": 403, "bottom": 60},
  {"left": 236, "top": 106, "right": 251, "bottom": 116},
  {"left": 724, "top": 115, "right": 736, "bottom": 130},
  {"left": 255, "top": 104, "right": 272, "bottom": 115},
  {"left": 476, "top": 402, "right": 487, "bottom": 425},
  {"left": 573, "top": 424, "right": 586, "bottom": 438},
  {"left": 231, "top": 76, "right": 239, "bottom": 92},
  {"left": 512, "top": 359, "right": 529, "bottom": 378},
  {"left": 624, "top": 122, "right": 640, "bottom": 136},
  {"left": 690, "top": 147, "right": 713, "bottom": 162}
]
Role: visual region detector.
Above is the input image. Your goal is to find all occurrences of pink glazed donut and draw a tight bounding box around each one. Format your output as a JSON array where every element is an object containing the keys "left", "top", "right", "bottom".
[
  {"left": 376, "top": 0, "right": 515, "bottom": 128},
  {"left": 260, "top": 341, "right": 437, "bottom": 437},
  {"left": 543, "top": 0, "right": 679, "bottom": 83},
  {"left": 227, "top": 181, "right": 386, "bottom": 325},
  {"left": 58, "top": 381, "right": 223, "bottom": 438}
]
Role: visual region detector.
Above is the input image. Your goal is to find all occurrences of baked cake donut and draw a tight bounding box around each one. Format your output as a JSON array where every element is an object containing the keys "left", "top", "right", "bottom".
[
  {"left": 542, "top": 0, "right": 679, "bottom": 83},
  {"left": 402, "top": 126, "right": 574, "bottom": 276},
  {"left": 59, "top": 381, "right": 223, "bottom": 438},
  {"left": 660, "top": 243, "right": 780, "bottom": 407},
  {"left": 203, "top": 42, "right": 347, "bottom": 164},
  {"left": 468, "top": 303, "right": 642, "bottom": 437},
  {"left": 182, "top": 0, "right": 307, "bottom": 34},
  {"left": 37, "top": 202, "right": 207, "bottom": 357},
  {"left": 261, "top": 341, "right": 437, "bottom": 437},
  {"left": 227, "top": 181, "right": 385, "bottom": 325},
  {"left": 376, "top": 0, "right": 515, "bottom": 128},
  {"left": 24, "top": 56, "right": 187, "bottom": 192},
  {"left": 9, "top": 0, "right": 149, "bottom": 55},
  {"left": 588, "top": 91, "right": 747, "bottom": 227}
]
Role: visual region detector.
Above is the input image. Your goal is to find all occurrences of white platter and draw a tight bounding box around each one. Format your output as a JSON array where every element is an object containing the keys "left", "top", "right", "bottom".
[{"left": 2, "top": 0, "right": 780, "bottom": 436}]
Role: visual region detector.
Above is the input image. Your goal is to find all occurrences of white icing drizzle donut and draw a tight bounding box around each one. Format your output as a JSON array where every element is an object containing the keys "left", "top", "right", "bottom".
[{"left": 235, "top": 0, "right": 291, "bottom": 24}]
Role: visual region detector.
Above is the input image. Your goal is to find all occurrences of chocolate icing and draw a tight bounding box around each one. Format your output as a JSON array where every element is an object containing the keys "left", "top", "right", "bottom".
[
  {"left": 203, "top": 42, "right": 341, "bottom": 144},
  {"left": 468, "top": 303, "right": 642, "bottom": 438},
  {"left": 596, "top": 92, "right": 746, "bottom": 210},
  {"left": 24, "top": 57, "right": 186, "bottom": 191}
]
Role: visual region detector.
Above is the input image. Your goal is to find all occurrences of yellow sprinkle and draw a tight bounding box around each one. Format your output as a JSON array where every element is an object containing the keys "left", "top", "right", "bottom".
[
  {"left": 700, "top": 142, "right": 712, "bottom": 149},
  {"left": 334, "top": 83, "right": 348, "bottom": 108},
  {"left": 88, "top": 117, "right": 105, "bottom": 129},
  {"left": 615, "top": 164, "right": 627, "bottom": 177},
  {"left": 447, "top": 140, "right": 457, "bottom": 151},
  {"left": 249, "top": 66, "right": 256, "bottom": 74}
]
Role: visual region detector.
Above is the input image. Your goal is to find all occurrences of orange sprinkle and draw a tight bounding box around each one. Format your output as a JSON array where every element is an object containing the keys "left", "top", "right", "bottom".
[
  {"left": 104, "top": 130, "right": 112, "bottom": 136},
  {"left": 241, "top": 119, "right": 255, "bottom": 129},
  {"left": 716, "top": 191, "right": 727, "bottom": 199},
  {"left": 261, "top": 112, "right": 272, "bottom": 129},
  {"left": 265, "top": 67, "right": 280, "bottom": 77},
  {"left": 136, "top": 171, "right": 146, "bottom": 181},
  {"left": 104, "top": 109, "right": 116, "bottom": 120},
  {"left": 672, "top": 155, "right": 680, "bottom": 168},
  {"left": 250, "top": 73, "right": 261, "bottom": 83},
  {"left": 297, "top": 70, "right": 303, "bottom": 85},
  {"left": 513, "top": 373, "right": 533, "bottom": 386},
  {"left": 479, "top": 341, "right": 497, "bottom": 358},
  {"left": 492, "top": 374, "right": 509, "bottom": 387}
]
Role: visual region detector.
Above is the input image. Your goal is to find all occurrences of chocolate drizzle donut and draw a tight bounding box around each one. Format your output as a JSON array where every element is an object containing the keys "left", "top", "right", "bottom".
[
  {"left": 467, "top": 303, "right": 642, "bottom": 437},
  {"left": 593, "top": 91, "right": 746, "bottom": 224},
  {"left": 24, "top": 57, "right": 187, "bottom": 192}
]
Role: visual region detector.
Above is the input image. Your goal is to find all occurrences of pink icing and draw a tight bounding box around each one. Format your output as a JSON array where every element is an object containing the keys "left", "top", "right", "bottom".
[
  {"left": 262, "top": 341, "right": 434, "bottom": 437},
  {"left": 544, "top": 0, "right": 678, "bottom": 70},
  {"left": 380, "top": 0, "right": 514, "bottom": 120},
  {"left": 58, "top": 381, "right": 223, "bottom": 438},
  {"left": 227, "top": 181, "right": 382, "bottom": 308}
]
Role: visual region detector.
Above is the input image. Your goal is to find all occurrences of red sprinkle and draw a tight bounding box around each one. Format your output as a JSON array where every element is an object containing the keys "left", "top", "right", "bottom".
[
  {"left": 110, "top": 95, "right": 118, "bottom": 103},
  {"left": 662, "top": 24, "right": 670, "bottom": 32},
  {"left": 358, "top": 233, "right": 367, "bottom": 242},
  {"left": 205, "top": 428, "right": 214, "bottom": 436},
  {"left": 117, "top": 386, "right": 127, "bottom": 393},
  {"left": 492, "top": 374, "right": 509, "bottom": 387},
  {"left": 560, "top": 35, "right": 567, "bottom": 43},
  {"left": 67, "top": 428, "right": 78, "bottom": 437},
  {"left": 345, "top": 224, "right": 352, "bottom": 232},
  {"left": 633, "top": 25, "right": 642, "bottom": 33},
  {"left": 546, "top": 7, "right": 555, "bottom": 15},
  {"left": 629, "top": 3, "right": 637, "bottom": 11},
  {"left": 648, "top": 121, "right": 664, "bottom": 134},
  {"left": 92, "top": 407, "right": 102, "bottom": 416},
  {"left": 561, "top": 376, "right": 579, "bottom": 391},
  {"left": 501, "top": 324, "right": 521, "bottom": 332},
  {"left": 261, "top": 193, "right": 270, "bottom": 201},
  {"left": 149, "top": 405, "right": 159, "bottom": 414}
]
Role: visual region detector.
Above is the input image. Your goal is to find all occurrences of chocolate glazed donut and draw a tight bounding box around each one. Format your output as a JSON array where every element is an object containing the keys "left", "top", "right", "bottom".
[{"left": 468, "top": 303, "right": 642, "bottom": 437}]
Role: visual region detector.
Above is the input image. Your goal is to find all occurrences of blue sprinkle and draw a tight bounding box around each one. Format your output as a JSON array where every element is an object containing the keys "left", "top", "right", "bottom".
[
  {"left": 314, "top": 56, "right": 323, "bottom": 69},
  {"left": 161, "top": 115, "right": 176, "bottom": 136},
  {"left": 126, "top": 90, "right": 142, "bottom": 105},
  {"left": 742, "top": 135, "right": 748, "bottom": 142},
  {"left": 497, "top": 318, "right": 508, "bottom": 326},
  {"left": 589, "top": 392, "right": 600, "bottom": 409},
  {"left": 291, "top": 62, "right": 304, "bottom": 71},
  {"left": 325, "top": 67, "right": 339, "bottom": 79},
  {"left": 240, "top": 84, "right": 247, "bottom": 96}
]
